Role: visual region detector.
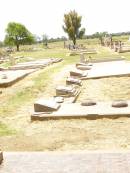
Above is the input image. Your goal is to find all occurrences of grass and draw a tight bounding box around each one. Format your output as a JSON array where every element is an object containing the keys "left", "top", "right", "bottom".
[{"left": 0, "top": 122, "right": 16, "bottom": 136}]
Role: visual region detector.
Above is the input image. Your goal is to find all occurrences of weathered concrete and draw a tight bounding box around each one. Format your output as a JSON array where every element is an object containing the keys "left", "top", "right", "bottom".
[
  {"left": 0, "top": 69, "right": 35, "bottom": 87},
  {"left": 81, "top": 60, "right": 130, "bottom": 80},
  {"left": 31, "top": 101, "right": 130, "bottom": 120},
  {"left": 1, "top": 152, "right": 130, "bottom": 173},
  {"left": 66, "top": 77, "right": 82, "bottom": 86},
  {"left": 34, "top": 99, "right": 60, "bottom": 112},
  {"left": 9, "top": 58, "right": 62, "bottom": 70}
]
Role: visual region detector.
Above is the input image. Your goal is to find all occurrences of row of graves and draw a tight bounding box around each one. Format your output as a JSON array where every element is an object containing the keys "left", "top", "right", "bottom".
[
  {"left": 102, "top": 36, "right": 130, "bottom": 53},
  {"left": 0, "top": 58, "right": 62, "bottom": 88},
  {"left": 0, "top": 57, "right": 63, "bottom": 164},
  {"left": 2, "top": 55, "right": 130, "bottom": 167},
  {"left": 64, "top": 42, "right": 97, "bottom": 56},
  {"left": 31, "top": 54, "right": 130, "bottom": 121}
]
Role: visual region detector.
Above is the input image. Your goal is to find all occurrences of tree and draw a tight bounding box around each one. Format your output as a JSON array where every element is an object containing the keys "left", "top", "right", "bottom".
[
  {"left": 63, "top": 10, "right": 85, "bottom": 45},
  {"left": 4, "top": 22, "right": 35, "bottom": 51},
  {"left": 42, "top": 34, "right": 48, "bottom": 47}
]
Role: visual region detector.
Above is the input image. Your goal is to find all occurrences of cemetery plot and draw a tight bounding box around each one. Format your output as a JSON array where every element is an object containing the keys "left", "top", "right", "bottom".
[
  {"left": 31, "top": 57, "right": 130, "bottom": 121},
  {"left": 9, "top": 58, "right": 62, "bottom": 70},
  {"left": 0, "top": 69, "right": 35, "bottom": 87},
  {"left": 81, "top": 60, "right": 130, "bottom": 79},
  {"left": 31, "top": 101, "right": 130, "bottom": 120},
  {"left": 1, "top": 152, "right": 130, "bottom": 173},
  {"left": 68, "top": 48, "right": 97, "bottom": 56},
  {"left": 0, "top": 58, "right": 62, "bottom": 87}
]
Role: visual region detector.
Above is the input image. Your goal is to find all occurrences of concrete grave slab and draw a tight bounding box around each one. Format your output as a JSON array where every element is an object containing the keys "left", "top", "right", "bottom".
[
  {"left": 34, "top": 99, "right": 60, "bottom": 112},
  {"left": 31, "top": 100, "right": 130, "bottom": 120},
  {"left": 9, "top": 58, "right": 62, "bottom": 70},
  {"left": 81, "top": 60, "right": 130, "bottom": 80},
  {"left": 1, "top": 151, "right": 130, "bottom": 173},
  {"left": 0, "top": 69, "right": 35, "bottom": 87}
]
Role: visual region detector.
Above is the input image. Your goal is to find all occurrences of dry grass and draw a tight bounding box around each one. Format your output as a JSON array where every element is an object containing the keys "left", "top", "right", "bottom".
[{"left": 77, "top": 77, "right": 130, "bottom": 102}]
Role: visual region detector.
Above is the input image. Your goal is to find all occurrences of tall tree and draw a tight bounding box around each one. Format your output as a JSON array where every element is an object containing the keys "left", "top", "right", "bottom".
[
  {"left": 4, "top": 22, "right": 35, "bottom": 51},
  {"left": 63, "top": 10, "right": 85, "bottom": 45}
]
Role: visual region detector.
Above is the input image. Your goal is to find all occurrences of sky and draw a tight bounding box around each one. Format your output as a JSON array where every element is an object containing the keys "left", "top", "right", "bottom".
[{"left": 1, "top": 0, "right": 130, "bottom": 40}]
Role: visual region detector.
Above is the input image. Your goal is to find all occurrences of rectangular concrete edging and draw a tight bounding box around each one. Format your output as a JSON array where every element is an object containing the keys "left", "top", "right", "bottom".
[
  {"left": 31, "top": 101, "right": 130, "bottom": 121},
  {"left": 31, "top": 113, "right": 130, "bottom": 121},
  {"left": 0, "top": 71, "right": 35, "bottom": 88},
  {"left": 81, "top": 72, "right": 130, "bottom": 80}
]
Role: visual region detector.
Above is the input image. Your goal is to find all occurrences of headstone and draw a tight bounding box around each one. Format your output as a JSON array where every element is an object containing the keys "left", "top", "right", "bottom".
[
  {"left": 56, "top": 86, "right": 76, "bottom": 96},
  {"left": 70, "top": 70, "right": 87, "bottom": 77},
  {"left": 66, "top": 77, "right": 82, "bottom": 86},
  {"left": 34, "top": 99, "right": 60, "bottom": 112}
]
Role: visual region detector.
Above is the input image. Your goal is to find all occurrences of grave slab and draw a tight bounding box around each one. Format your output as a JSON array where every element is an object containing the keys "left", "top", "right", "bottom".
[
  {"left": 34, "top": 99, "right": 60, "bottom": 112},
  {"left": 9, "top": 58, "right": 62, "bottom": 70},
  {"left": 81, "top": 60, "right": 130, "bottom": 80},
  {"left": 31, "top": 101, "right": 130, "bottom": 120},
  {"left": 0, "top": 69, "right": 35, "bottom": 87},
  {"left": 1, "top": 151, "right": 130, "bottom": 173}
]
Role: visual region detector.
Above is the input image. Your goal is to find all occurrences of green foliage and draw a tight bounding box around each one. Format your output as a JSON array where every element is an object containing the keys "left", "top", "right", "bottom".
[
  {"left": 63, "top": 10, "right": 85, "bottom": 45},
  {"left": 4, "top": 22, "right": 35, "bottom": 51}
]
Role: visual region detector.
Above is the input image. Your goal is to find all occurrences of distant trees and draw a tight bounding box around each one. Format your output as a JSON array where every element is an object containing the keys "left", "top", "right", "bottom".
[
  {"left": 4, "top": 22, "right": 35, "bottom": 51},
  {"left": 42, "top": 34, "right": 48, "bottom": 47},
  {"left": 63, "top": 10, "right": 85, "bottom": 45}
]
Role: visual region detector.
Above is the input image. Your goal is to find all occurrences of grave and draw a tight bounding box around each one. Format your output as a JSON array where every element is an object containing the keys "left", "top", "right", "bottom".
[
  {"left": 34, "top": 99, "right": 60, "bottom": 112},
  {"left": 1, "top": 152, "right": 130, "bottom": 173},
  {"left": 81, "top": 59, "right": 130, "bottom": 80},
  {"left": 31, "top": 100, "right": 130, "bottom": 121},
  {"left": 32, "top": 57, "right": 130, "bottom": 121},
  {"left": 0, "top": 58, "right": 62, "bottom": 87},
  {"left": 70, "top": 70, "right": 87, "bottom": 77},
  {"left": 9, "top": 58, "right": 62, "bottom": 70},
  {"left": 0, "top": 69, "right": 35, "bottom": 87},
  {"left": 56, "top": 86, "right": 77, "bottom": 97},
  {"left": 66, "top": 77, "right": 82, "bottom": 86},
  {"left": 55, "top": 85, "right": 81, "bottom": 103},
  {"left": 68, "top": 48, "right": 97, "bottom": 56}
]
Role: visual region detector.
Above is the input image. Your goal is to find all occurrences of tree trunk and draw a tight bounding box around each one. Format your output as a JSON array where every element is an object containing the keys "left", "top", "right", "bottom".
[
  {"left": 16, "top": 44, "right": 19, "bottom": 51},
  {"left": 73, "top": 37, "right": 76, "bottom": 45}
]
